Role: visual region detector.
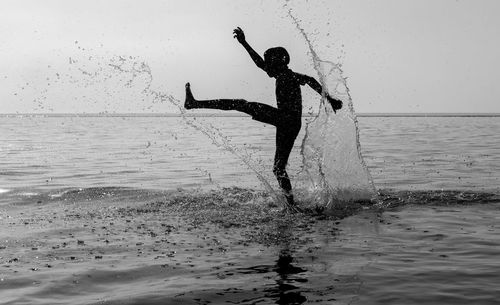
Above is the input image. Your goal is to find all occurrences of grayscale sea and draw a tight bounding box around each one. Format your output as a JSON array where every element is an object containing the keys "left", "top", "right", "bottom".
[{"left": 1, "top": 115, "right": 499, "bottom": 304}]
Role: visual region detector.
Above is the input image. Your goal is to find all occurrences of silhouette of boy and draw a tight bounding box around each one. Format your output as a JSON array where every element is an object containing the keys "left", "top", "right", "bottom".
[{"left": 185, "top": 27, "right": 342, "bottom": 211}]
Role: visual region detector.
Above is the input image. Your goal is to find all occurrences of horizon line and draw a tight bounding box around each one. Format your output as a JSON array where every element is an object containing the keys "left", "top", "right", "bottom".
[{"left": 1, "top": 112, "right": 500, "bottom": 118}]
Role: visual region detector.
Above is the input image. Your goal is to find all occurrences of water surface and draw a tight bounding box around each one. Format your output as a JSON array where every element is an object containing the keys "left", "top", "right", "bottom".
[{"left": 1, "top": 116, "right": 499, "bottom": 304}]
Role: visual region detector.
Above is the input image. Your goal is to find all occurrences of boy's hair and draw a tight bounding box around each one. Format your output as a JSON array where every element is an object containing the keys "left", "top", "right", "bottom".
[{"left": 264, "top": 47, "right": 290, "bottom": 67}]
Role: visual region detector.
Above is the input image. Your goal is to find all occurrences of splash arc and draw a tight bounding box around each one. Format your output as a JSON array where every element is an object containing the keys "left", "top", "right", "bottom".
[{"left": 287, "top": 9, "right": 377, "bottom": 206}]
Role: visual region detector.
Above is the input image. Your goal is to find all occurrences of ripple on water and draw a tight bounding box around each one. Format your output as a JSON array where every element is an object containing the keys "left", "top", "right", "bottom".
[{"left": 0, "top": 188, "right": 499, "bottom": 304}]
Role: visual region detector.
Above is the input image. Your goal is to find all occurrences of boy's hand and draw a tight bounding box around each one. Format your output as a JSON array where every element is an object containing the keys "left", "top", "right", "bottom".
[
  {"left": 233, "top": 27, "right": 245, "bottom": 44},
  {"left": 327, "top": 96, "right": 343, "bottom": 113}
]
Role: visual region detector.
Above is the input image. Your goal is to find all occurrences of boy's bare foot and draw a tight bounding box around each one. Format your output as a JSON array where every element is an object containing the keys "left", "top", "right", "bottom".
[
  {"left": 184, "top": 82, "right": 197, "bottom": 109},
  {"left": 284, "top": 193, "right": 302, "bottom": 213},
  {"left": 285, "top": 204, "right": 302, "bottom": 213}
]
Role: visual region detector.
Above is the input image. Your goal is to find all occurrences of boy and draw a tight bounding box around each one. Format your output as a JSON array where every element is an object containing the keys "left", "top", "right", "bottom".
[{"left": 185, "top": 27, "right": 342, "bottom": 210}]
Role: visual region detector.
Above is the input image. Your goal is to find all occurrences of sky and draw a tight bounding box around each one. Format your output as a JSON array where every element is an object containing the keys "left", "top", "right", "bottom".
[{"left": 1, "top": 0, "right": 499, "bottom": 114}]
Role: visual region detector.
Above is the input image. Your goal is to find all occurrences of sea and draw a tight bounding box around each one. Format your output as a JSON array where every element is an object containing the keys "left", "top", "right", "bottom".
[{"left": 1, "top": 114, "right": 499, "bottom": 304}]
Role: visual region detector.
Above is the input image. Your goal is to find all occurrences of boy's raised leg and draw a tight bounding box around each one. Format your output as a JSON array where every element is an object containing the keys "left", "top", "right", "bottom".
[
  {"left": 184, "top": 82, "right": 280, "bottom": 124},
  {"left": 185, "top": 82, "right": 252, "bottom": 112}
]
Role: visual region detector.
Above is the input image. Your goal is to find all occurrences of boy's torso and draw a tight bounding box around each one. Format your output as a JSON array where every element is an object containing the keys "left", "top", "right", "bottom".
[{"left": 275, "top": 69, "right": 304, "bottom": 117}]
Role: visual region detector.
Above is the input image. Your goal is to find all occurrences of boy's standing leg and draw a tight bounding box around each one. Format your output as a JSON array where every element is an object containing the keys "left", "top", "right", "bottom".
[{"left": 273, "top": 125, "right": 300, "bottom": 207}]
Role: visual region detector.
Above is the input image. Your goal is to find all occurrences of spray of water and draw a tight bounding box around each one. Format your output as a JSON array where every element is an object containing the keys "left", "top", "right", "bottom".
[
  {"left": 286, "top": 8, "right": 377, "bottom": 207},
  {"left": 148, "top": 89, "right": 281, "bottom": 201},
  {"left": 25, "top": 11, "right": 376, "bottom": 209}
]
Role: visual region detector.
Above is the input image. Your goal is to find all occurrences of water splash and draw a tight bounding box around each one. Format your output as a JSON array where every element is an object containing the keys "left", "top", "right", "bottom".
[
  {"left": 150, "top": 89, "right": 279, "bottom": 199},
  {"left": 28, "top": 43, "right": 280, "bottom": 199},
  {"left": 63, "top": 49, "right": 374, "bottom": 207},
  {"left": 31, "top": 19, "right": 376, "bottom": 208},
  {"left": 286, "top": 7, "right": 376, "bottom": 206}
]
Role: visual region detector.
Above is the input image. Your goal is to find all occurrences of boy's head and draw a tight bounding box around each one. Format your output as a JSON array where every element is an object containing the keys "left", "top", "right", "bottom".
[{"left": 264, "top": 47, "right": 289, "bottom": 77}]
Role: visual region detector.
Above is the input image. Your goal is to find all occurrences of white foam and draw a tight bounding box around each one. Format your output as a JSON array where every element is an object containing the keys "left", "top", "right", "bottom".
[
  {"left": 18, "top": 192, "right": 39, "bottom": 196},
  {"left": 49, "top": 189, "right": 72, "bottom": 198},
  {"left": 0, "top": 188, "right": 10, "bottom": 194}
]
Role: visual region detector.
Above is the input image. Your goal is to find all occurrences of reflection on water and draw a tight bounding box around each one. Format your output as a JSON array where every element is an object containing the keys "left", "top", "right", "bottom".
[
  {"left": 270, "top": 250, "right": 308, "bottom": 305},
  {"left": 263, "top": 219, "right": 308, "bottom": 304},
  {"left": 223, "top": 250, "right": 309, "bottom": 305}
]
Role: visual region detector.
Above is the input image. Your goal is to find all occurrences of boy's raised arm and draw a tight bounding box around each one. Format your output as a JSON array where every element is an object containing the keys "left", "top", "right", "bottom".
[
  {"left": 300, "top": 74, "right": 343, "bottom": 112},
  {"left": 233, "top": 27, "right": 266, "bottom": 71},
  {"left": 303, "top": 75, "right": 323, "bottom": 95}
]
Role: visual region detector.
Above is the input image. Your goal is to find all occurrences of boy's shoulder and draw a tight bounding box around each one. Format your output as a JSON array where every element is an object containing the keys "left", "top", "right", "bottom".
[
  {"left": 292, "top": 71, "right": 310, "bottom": 85},
  {"left": 279, "top": 69, "right": 309, "bottom": 85}
]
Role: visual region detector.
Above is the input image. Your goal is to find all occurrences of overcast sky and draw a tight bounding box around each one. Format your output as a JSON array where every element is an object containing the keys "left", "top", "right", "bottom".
[{"left": 1, "top": 0, "right": 499, "bottom": 113}]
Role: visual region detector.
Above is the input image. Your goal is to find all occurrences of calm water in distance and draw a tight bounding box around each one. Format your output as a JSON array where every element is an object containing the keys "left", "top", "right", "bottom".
[{"left": 1, "top": 116, "right": 499, "bottom": 193}]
